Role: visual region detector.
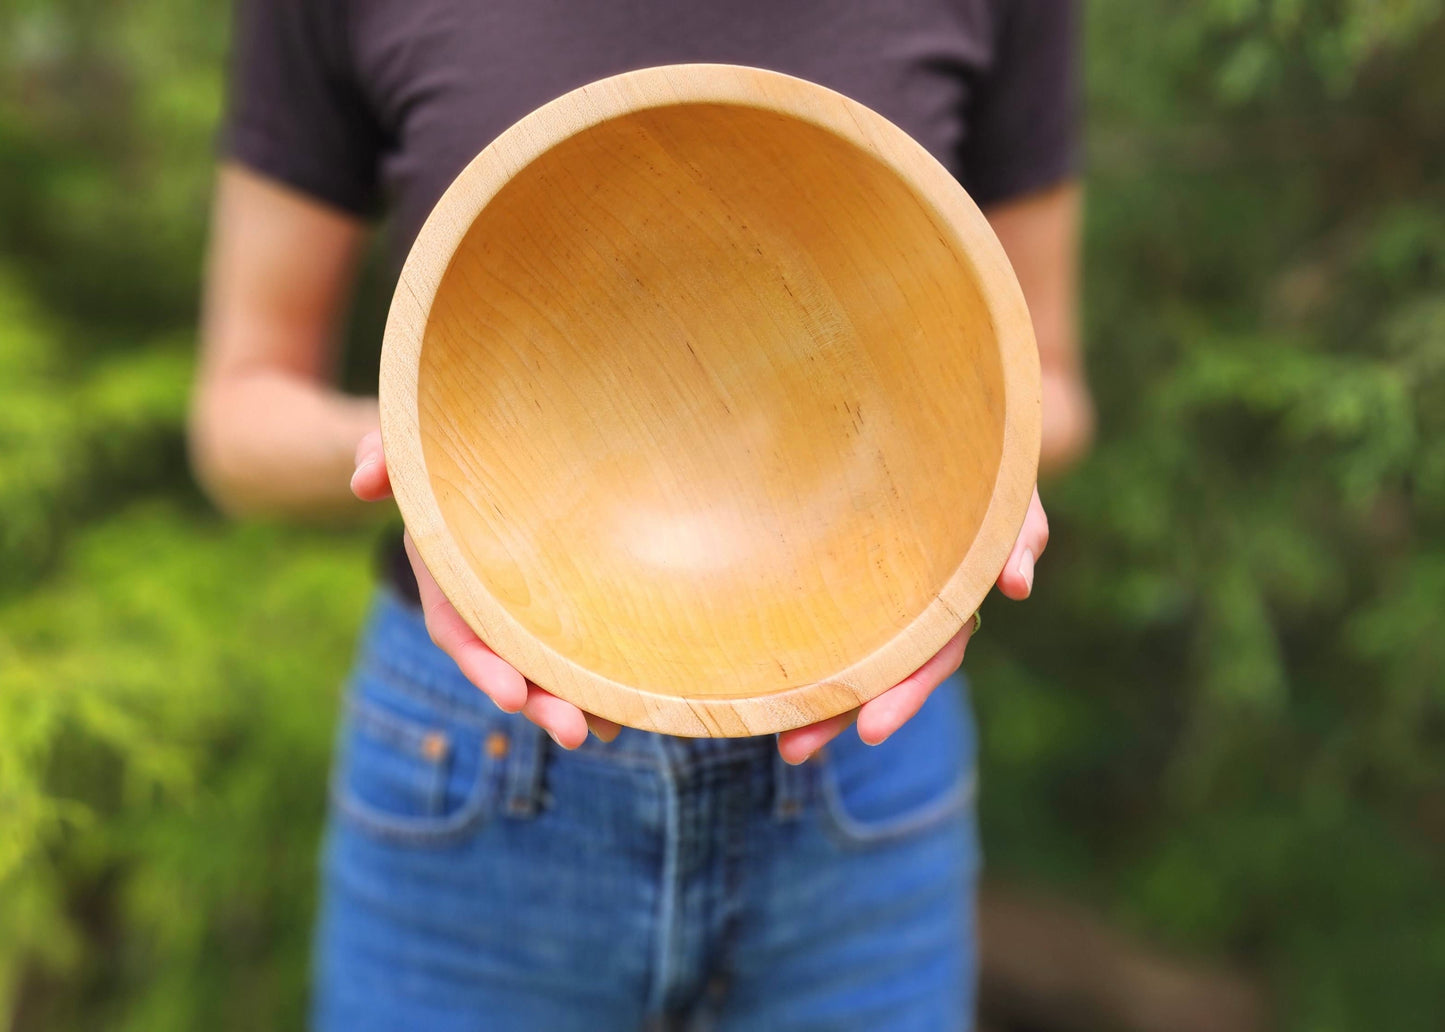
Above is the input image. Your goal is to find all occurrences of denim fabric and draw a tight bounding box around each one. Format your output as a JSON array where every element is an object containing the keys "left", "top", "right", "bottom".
[{"left": 312, "top": 589, "right": 981, "bottom": 1031}]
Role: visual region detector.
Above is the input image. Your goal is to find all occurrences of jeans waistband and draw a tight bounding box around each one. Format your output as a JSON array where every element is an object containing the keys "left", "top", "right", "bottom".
[{"left": 356, "top": 587, "right": 812, "bottom": 818}]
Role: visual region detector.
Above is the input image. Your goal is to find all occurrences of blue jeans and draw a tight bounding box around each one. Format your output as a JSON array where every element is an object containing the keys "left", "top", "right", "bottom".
[{"left": 312, "top": 589, "right": 981, "bottom": 1030}]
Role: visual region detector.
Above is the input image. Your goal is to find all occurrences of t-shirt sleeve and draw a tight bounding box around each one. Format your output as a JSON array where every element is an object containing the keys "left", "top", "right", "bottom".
[
  {"left": 959, "top": 0, "right": 1082, "bottom": 207},
  {"left": 219, "top": 0, "right": 384, "bottom": 218}
]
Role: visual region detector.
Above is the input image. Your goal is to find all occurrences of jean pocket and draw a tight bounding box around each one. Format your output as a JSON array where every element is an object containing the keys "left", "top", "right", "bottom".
[
  {"left": 331, "top": 673, "right": 501, "bottom": 846},
  {"left": 816, "top": 673, "right": 977, "bottom": 847}
]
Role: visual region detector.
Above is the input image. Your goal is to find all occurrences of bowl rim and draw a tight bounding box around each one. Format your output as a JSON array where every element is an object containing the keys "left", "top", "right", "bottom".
[{"left": 379, "top": 62, "right": 1040, "bottom": 737}]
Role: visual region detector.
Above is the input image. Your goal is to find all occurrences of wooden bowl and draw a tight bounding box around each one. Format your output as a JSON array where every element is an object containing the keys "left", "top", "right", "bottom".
[{"left": 380, "top": 64, "right": 1039, "bottom": 737}]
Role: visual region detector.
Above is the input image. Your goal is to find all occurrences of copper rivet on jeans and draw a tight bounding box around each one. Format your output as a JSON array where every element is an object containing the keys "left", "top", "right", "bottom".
[
  {"left": 421, "top": 731, "right": 448, "bottom": 762},
  {"left": 485, "top": 731, "right": 510, "bottom": 760}
]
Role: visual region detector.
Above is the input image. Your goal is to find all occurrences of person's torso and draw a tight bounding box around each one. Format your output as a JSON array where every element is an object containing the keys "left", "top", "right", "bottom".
[{"left": 343, "top": 0, "right": 1003, "bottom": 266}]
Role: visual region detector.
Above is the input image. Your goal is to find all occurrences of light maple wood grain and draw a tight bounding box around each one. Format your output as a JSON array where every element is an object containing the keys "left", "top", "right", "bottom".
[{"left": 380, "top": 64, "right": 1040, "bottom": 737}]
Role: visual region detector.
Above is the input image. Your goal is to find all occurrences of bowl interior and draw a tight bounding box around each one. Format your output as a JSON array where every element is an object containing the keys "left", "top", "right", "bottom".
[{"left": 417, "top": 100, "right": 1004, "bottom": 699}]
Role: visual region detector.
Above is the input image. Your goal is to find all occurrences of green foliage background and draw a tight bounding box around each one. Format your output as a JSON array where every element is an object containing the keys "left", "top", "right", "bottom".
[{"left": 2, "top": 1, "right": 1442, "bottom": 1028}]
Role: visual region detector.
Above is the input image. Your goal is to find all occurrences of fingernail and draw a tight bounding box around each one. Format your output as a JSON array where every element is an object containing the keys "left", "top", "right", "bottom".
[
  {"left": 781, "top": 745, "right": 815, "bottom": 766},
  {"left": 858, "top": 724, "right": 887, "bottom": 747},
  {"left": 1019, "top": 548, "right": 1035, "bottom": 595},
  {"left": 349, "top": 458, "right": 376, "bottom": 492},
  {"left": 546, "top": 730, "right": 571, "bottom": 750}
]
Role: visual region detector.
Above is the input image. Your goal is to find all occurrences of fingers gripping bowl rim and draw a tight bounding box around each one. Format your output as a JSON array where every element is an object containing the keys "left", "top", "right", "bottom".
[{"left": 379, "top": 63, "right": 1040, "bottom": 738}]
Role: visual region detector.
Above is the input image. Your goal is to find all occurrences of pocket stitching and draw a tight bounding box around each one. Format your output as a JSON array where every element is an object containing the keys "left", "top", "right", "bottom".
[
  {"left": 817, "top": 754, "right": 976, "bottom": 847},
  {"left": 332, "top": 694, "right": 497, "bottom": 846},
  {"left": 346, "top": 696, "right": 449, "bottom": 814},
  {"left": 347, "top": 695, "right": 448, "bottom": 758}
]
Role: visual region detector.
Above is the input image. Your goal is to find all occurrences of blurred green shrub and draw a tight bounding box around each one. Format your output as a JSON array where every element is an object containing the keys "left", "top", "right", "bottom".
[
  {"left": 1, "top": 512, "right": 371, "bottom": 1031},
  {"left": 0, "top": 5, "right": 374, "bottom": 1027},
  {"left": 0, "top": 1, "right": 1442, "bottom": 1030},
  {"left": 972, "top": 3, "right": 1445, "bottom": 1030}
]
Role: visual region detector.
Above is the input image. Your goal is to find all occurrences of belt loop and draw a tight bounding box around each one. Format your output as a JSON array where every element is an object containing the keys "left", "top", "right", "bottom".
[
  {"left": 772, "top": 743, "right": 808, "bottom": 821},
  {"left": 503, "top": 720, "right": 548, "bottom": 817}
]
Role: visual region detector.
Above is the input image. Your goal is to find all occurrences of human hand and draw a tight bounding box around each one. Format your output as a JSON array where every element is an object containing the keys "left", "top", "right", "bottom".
[
  {"left": 351, "top": 429, "right": 621, "bottom": 748},
  {"left": 354, "top": 430, "right": 1046, "bottom": 756},
  {"left": 775, "top": 487, "right": 1049, "bottom": 765}
]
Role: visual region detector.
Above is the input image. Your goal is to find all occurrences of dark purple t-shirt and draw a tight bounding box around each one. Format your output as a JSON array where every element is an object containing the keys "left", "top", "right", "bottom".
[{"left": 221, "top": 0, "right": 1080, "bottom": 601}]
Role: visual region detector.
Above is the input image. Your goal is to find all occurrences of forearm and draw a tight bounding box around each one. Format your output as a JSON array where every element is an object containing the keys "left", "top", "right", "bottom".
[
  {"left": 1033, "top": 190, "right": 1093, "bottom": 475},
  {"left": 986, "top": 182, "right": 1093, "bottom": 477},
  {"left": 189, "top": 369, "right": 378, "bottom": 519},
  {"left": 193, "top": 165, "right": 379, "bottom": 519},
  {"left": 1039, "top": 346, "right": 1094, "bottom": 477}
]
